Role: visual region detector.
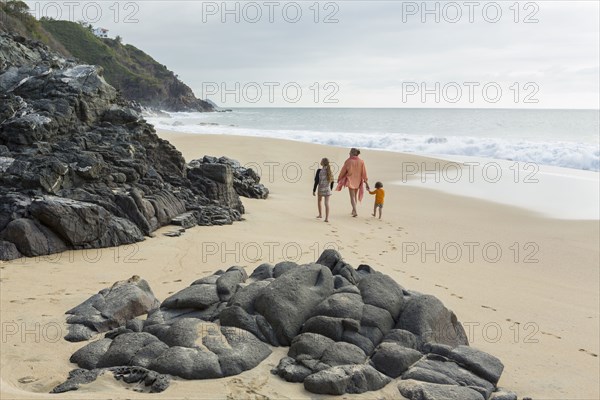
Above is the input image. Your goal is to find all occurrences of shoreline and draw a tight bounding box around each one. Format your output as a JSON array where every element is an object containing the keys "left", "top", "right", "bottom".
[
  {"left": 1, "top": 132, "right": 598, "bottom": 399},
  {"left": 160, "top": 129, "right": 600, "bottom": 220},
  {"left": 145, "top": 108, "right": 600, "bottom": 173}
]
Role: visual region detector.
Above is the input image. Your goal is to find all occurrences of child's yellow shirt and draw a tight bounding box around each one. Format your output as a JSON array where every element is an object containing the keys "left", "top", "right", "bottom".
[{"left": 368, "top": 188, "right": 385, "bottom": 204}]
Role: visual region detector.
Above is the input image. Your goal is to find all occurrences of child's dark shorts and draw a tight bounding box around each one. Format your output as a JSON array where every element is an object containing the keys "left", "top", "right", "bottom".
[{"left": 375, "top": 203, "right": 384, "bottom": 209}]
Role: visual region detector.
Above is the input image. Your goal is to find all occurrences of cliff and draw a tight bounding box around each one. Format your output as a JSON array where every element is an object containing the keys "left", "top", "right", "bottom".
[
  {"left": 0, "top": 32, "right": 250, "bottom": 261},
  {"left": 0, "top": 1, "right": 213, "bottom": 112}
]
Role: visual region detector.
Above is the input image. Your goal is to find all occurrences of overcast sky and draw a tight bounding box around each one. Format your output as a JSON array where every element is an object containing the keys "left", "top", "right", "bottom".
[{"left": 26, "top": 1, "right": 600, "bottom": 108}]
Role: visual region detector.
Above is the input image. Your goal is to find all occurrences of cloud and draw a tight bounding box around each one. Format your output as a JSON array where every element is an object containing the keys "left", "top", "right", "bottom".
[{"left": 25, "top": 0, "right": 599, "bottom": 108}]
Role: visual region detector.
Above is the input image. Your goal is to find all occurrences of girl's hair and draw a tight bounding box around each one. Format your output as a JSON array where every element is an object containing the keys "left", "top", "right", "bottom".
[
  {"left": 350, "top": 148, "right": 361, "bottom": 156},
  {"left": 321, "top": 158, "right": 334, "bottom": 182},
  {"left": 375, "top": 181, "right": 383, "bottom": 188}
]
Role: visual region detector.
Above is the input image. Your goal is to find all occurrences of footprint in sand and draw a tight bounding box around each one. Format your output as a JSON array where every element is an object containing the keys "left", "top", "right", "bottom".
[
  {"left": 18, "top": 376, "right": 38, "bottom": 384},
  {"left": 451, "top": 293, "right": 463, "bottom": 299},
  {"left": 226, "top": 377, "right": 269, "bottom": 400},
  {"left": 393, "top": 269, "right": 406, "bottom": 274},
  {"left": 541, "top": 331, "right": 562, "bottom": 339},
  {"left": 481, "top": 305, "right": 497, "bottom": 311},
  {"left": 409, "top": 275, "right": 420, "bottom": 280},
  {"left": 434, "top": 284, "right": 448, "bottom": 290},
  {"left": 579, "top": 349, "right": 598, "bottom": 357},
  {"left": 173, "top": 279, "right": 182, "bottom": 283}
]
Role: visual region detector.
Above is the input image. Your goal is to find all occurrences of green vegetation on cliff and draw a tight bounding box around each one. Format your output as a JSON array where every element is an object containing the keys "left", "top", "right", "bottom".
[
  {"left": 0, "top": 0, "right": 70, "bottom": 55},
  {"left": 0, "top": 1, "right": 212, "bottom": 111}
]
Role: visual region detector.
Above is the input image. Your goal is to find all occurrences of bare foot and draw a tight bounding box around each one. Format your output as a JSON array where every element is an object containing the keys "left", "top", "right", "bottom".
[
  {"left": 372, "top": 213, "right": 376, "bottom": 217},
  {"left": 324, "top": 219, "right": 329, "bottom": 222},
  {"left": 316, "top": 215, "right": 322, "bottom": 219}
]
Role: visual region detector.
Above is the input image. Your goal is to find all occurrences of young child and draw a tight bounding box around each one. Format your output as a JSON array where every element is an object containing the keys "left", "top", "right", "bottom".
[
  {"left": 366, "top": 181, "right": 385, "bottom": 219},
  {"left": 313, "top": 158, "right": 334, "bottom": 222}
]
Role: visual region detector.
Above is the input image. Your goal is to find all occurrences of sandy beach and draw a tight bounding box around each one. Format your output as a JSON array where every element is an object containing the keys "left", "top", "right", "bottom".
[{"left": 1, "top": 132, "right": 598, "bottom": 399}]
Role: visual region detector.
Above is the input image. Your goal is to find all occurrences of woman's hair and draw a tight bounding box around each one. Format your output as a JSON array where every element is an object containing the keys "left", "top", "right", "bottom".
[
  {"left": 321, "top": 158, "right": 334, "bottom": 182},
  {"left": 350, "top": 148, "right": 361, "bottom": 156},
  {"left": 375, "top": 181, "right": 383, "bottom": 188}
]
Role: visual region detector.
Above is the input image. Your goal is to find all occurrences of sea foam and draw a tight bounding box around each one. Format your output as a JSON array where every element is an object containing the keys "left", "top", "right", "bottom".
[{"left": 146, "top": 112, "right": 600, "bottom": 172}]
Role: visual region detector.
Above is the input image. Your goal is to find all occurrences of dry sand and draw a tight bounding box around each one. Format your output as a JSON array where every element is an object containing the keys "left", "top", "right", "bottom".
[{"left": 1, "top": 132, "right": 598, "bottom": 399}]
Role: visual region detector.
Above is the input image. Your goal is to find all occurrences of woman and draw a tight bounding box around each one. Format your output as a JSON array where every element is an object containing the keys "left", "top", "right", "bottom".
[{"left": 336, "top": 148, "right": 368, "bottom": 217}]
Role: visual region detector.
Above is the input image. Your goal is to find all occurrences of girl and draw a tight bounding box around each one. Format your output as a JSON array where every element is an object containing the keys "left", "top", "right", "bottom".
[{"left": 313, "top": 158, "right": 334, "bottom": 222}]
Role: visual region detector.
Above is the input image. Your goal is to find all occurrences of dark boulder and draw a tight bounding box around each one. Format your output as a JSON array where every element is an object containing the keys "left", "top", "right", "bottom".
[
  {"left": 198, "top": 156, "right": 269, "bottom": 199},
  {"left": 272, "top": 357, "right": 312, "bottom": 383},
  {"left": 398, "top": 379, "right": 485, "bottom": 400},
  {"left": 272, "top": 261, "right": 297, "bottom": 278},
  {"left": 160, "top": 284, "right": 220, "bottom": 310},
  {"left": 29, "top": 196, "right": 144, "bottom": 248},
  {"left": 398, "top": 295, "right": 469, "bottom": 348},
  {"left": 311, "top": 292, "right": 364, "bottom": 320},
  {"left": 0, "top": 218, "right": 67, "bottom": 257},
  {"left": 358, "top": 272, "right": 405, "bottom": 321},
  {"left": 490, "top": 390, "right": 518, "bottom": 400},
  {"left": 187, "top": 159, "right": 244, "bottom": 214},
  {"left": 0, "top": 239, "right": 21, "bottom": 260},
  {"left": 444, "top": 345, "right": 505, "bottom": 385},
  {"left": 249, "top": 263, "right": 274, "bottom": 281},
  {"left": 370, "top": 342, "right": 422, "bottom": 378},
  {"left": 65, "top": 276, "right": 160, "bottom": 342},
  {"left": 254, "top": 263, "right": 334, "bottom": 345},
  {"left": 52, "top": 366, "right": 170, "bottom": 394},
  {"left": 226, "top": 280, "right": 271, "bottom": 313},
  {"left": 216, "top": 266, "right": 247, "bottom": 302},
  {"left": 406, "top": 356, "right": 495, "bottom": 395},
  {"left": 303, "top": 365, "right": 391, "bottom": 395}
]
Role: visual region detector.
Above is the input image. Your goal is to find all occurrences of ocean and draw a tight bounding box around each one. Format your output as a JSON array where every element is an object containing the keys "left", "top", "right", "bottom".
[{"left": 146, "top": 108, "right": 600, "bottom": 172}]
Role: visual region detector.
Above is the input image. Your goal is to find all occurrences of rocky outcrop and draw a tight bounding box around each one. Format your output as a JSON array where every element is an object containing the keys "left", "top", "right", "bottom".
[
  {"left": 194, "top": 156, "right": 269, "bottom": 200},
  {"left": 0, "top": 33, "right": 264, "bottom": 261},
  {"left": 55, "top": 250, "right": 516, "bottom": 398},
  {"left": 51, "top": 366, "right": 170, "bottom": 394}
]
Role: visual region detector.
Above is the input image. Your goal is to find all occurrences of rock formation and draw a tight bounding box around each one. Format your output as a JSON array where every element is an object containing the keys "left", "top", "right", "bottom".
[
  {"left": 0, "top": 33, "right": 266, "bottom": 261},
  {"left": 55, "top": 250, "right": 518, "bottom": 399}
]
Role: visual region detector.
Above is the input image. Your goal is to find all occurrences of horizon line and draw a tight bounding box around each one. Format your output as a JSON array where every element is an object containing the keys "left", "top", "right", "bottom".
[{"left": 217, "top": 106, "right": 600, "bottom": 111}]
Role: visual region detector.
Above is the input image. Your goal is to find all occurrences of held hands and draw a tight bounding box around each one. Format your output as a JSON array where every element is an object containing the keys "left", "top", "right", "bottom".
[{"left": 365, "top": 182, "right": 370, "bottom": 190}]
